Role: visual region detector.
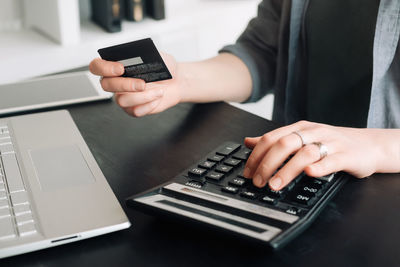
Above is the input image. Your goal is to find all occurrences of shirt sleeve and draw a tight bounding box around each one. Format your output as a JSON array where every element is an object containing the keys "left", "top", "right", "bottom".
[{"left": 219, "top": 0, "right": 282, "bottom": 103}]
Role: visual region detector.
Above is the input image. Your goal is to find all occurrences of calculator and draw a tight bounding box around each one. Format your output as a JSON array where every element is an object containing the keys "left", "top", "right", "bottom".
[{"left": 126, "top": 141, "right": 348, "bottom": 249}]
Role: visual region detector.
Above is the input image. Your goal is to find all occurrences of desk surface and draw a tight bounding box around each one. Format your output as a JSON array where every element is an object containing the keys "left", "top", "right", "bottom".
[{"left": 3, "top": 100, "right": 400, "bottom": 267}]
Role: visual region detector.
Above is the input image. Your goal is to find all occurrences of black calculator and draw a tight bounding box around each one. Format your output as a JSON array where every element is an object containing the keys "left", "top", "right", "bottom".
[{"left": 126, "top": 141, "right": 348, "bottom": 249}]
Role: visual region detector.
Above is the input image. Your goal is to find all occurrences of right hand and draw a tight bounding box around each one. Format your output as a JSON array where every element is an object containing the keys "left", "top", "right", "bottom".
[{"left": 89, "top": 52, "right": 183, "bottom": 117}]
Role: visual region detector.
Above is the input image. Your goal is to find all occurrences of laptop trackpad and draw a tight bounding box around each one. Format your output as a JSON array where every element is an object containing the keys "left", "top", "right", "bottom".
[{"left": 30, "top": 145, "right": 95, "bottom": 191}]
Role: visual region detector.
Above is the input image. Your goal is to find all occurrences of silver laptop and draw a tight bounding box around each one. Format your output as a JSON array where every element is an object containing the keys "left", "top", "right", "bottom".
[
  {"left": 0, "top": 71, "right": 112, "bottom": 115},
  {"left": 0, "top": 110, "right": 130, "bottom": 258}
]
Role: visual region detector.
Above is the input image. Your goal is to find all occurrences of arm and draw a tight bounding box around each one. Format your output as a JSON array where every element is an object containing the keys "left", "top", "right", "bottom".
[
  {"left": 243, "top": 121, "right": 400, "bottom": 191},
  {"left": 89, "top": 0, "right": 283, "bottom": 117},
  {"left": 89, "top": 52, "right": 252, "bottom": 117},
  {"left": 179, "top": 53, "right": 252, "bottom": 103}
]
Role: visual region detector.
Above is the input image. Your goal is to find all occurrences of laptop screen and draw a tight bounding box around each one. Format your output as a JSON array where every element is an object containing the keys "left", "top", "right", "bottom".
[{"left": 0, "top": 73, "right": 99, "bottom": 110}]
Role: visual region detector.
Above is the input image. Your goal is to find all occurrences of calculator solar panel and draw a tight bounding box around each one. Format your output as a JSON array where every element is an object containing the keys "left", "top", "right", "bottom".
[{"left": 126, "top": 142, "right": 348, "bottom": 249}]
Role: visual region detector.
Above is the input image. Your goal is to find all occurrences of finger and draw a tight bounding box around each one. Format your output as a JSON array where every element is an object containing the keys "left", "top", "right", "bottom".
[
  {"left": 115, "top": 89, "right": 164, "bottom": 108},
  {"left": 249, "top": 125, "right": 331, "bottom": 188},
  {"left": 304, "top": 153, "right": 345, "bottom": 177},
  {"left": 250, "top": 133, "right": 303, "bottom": 187},
  {"left": 244, "top": 136, "right": 261, "bottom": 149},
  {"left": 123, "top": 106, "right": 135, "bottom": 117},
  {"left": 244, "top": 130, "right": 305, "bottom": 180},
  {"left": 89, "top": 58, "right": 124, "bottom": 77},
  {"left": 268, "top": 143, "right": 326, "bottom": 191},
  {"left": 101, "top": 77, "right": 146, "bottom": 93},
  {"left": 243, "top": 121, "right": 313, "bottom": 179},
  {"left": 130, "top": 98, "right": 162, "bottom": 117},
  {"left": 243, "top": 135, "right": 279, "bottom": 178}
]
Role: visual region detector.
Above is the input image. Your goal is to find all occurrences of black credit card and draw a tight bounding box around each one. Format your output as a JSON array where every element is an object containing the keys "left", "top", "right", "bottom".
[{"left": 98, "top": 38, "right": 172, "bottom": 83}]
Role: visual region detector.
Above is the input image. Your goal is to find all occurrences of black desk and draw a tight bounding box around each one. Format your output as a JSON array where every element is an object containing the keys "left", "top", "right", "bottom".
[{"left": 3, "top": 100, "right": 400, "bottom": 266}]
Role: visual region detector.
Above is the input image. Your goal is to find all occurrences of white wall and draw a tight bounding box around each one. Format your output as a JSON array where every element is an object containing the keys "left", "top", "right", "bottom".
[
  {"left": 0, "top": 0, "right": 23, "bottom": 31},
  {"left": 0, "top": 0, "right": 273, "bottom": 120}
]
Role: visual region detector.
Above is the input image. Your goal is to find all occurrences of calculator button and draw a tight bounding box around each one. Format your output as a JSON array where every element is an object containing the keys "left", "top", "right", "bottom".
[
  {"left": 216, "top": 143, "right": 241, "bottom": 156},
  {"left": 291, "top": 193, "right": 313, "bottom": 206},
  {"left": 267, "top": 188, "right": 286, "bottom": 199},
  {"left": 221, "top": 186, "right": 239, "bottom": 194},
  {"left": 261, "top": 196, "right": 278, "bottom": 205},
  {"left": 316, "top": 173, "right": 335, "bottom": 182},
  {"left": 246, "top": 184, "right": 265, "bottom": 193},
  {"left": 185, "top": 180, "right": 204, "bottom": 189},
  {"left": 240, "top": 190, "right": 257, "bottom": 200},
  {"left": 236, "top": 172, "right": 245, "bottom": 179},
  {"left": 232, "top": 148, "right": 251, "bottom": 160},
  {"left": 224, "top": 158, "right": 241, "bottom": 167},
  {"left": 285, "top": 207, "right": 300, "bottom": 215},
  {"left": 302, "top": 176, "right": 326, "bottom": 188},
  {"left": 188, "top": 167, "right": 207, "bottom": 177},
  {"left": 215, "top": 165, "right": 233, "bottom": 174},
  {"left": 199, "top": 161, "right": 216, "bottom": 170},
  {"left": 229, "top": 177, "right": 246, "bottom": 187},
  {"left": 285, "top": 180, "right": 297, "bottom": 191},
  {"left": 206, "top": 172, "right": 224, "bottom": 182},
  {"left": 299, "top": 185, "right": 321, "bottom": 197},
  {"left": 208, "top": 155, "right": 224, "bottom": 162}
]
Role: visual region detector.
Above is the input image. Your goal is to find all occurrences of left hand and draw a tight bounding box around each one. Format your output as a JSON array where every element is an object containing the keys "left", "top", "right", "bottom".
[
  {"left": 243, "top": 120, "right": 400, "bottom": 191},
  {"left": 89, "top": 52, "right": 182, "bottom": 117}
]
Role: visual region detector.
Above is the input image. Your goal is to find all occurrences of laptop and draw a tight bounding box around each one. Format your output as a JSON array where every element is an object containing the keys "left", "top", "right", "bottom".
[
  {"left": 0, "top": 110, "right": 130, "bottom": 258},
  {"left": 0, "top": 71, "right": 112, "bottom": 116}
]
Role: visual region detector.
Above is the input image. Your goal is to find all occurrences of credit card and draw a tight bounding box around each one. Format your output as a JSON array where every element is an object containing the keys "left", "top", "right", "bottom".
[{"left": 98, "top": 38, "right": 172, "bottom": 83}]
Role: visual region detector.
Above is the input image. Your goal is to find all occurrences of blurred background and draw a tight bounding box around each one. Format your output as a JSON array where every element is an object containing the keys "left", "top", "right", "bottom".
[{"left": 0, "top": 0, "right": 273, "bottom": 119}]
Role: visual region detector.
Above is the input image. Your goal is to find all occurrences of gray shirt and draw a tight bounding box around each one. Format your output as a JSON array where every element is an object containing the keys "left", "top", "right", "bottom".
[{"left": 220, "top": 0, "right": 400, "bottom": 128}]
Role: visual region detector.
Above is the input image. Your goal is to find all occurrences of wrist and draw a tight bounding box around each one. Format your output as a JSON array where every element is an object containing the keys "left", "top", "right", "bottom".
[
  {"left": 177, "top": 62, "right": 195, "bottom": 103},
  {"left": 372, "top": 129, "right": 400, "bottom": 173}
]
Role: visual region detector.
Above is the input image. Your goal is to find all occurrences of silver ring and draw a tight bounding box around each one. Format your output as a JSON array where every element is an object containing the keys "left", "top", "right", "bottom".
[
  {"left": 311, "top": 142, "right": 328, "bottom": 160},
  {"left": 292, "top": 131, "right": 307, "bottom": 146}
]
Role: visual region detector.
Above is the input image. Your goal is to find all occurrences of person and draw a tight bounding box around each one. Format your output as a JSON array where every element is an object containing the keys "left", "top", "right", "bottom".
[{"left": 89, "top": 0, "right": 400, "bottom": 192}]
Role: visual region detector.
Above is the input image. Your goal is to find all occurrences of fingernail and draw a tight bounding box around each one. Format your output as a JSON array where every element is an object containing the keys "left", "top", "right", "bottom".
[
  {"left": 137, "top": 81, "right": 146, "bottom": 91},
  {"left": 269, "top": 177, "right": 282, "bottom": 190},
  {"left": 112, "top": 65, "right": 124, "bottom": 76},
  {"left": 254, "top": 174, "right": 263, "bottom": 187},
  {"left": 132, "top": 81, "right": 144, "bottom": 91},
  {"left": 243, "top": 167, "right": 251, "bottom": 177}
]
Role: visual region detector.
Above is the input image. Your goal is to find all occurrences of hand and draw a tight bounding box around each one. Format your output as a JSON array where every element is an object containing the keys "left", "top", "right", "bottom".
[
  {"left": 89, "top": 52, "right": 184, "bottom": 117},
  {"left": 242, "top": 120, "right": 399, "bottom": 191}
]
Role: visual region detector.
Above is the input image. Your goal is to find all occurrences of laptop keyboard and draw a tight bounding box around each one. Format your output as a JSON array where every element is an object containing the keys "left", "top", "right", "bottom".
[
  {"left": 0, "top": 124, "right": 37, "bottom": 240},
  {"left": 128, "top": 141, "right": 346, "bottom": 248}
]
